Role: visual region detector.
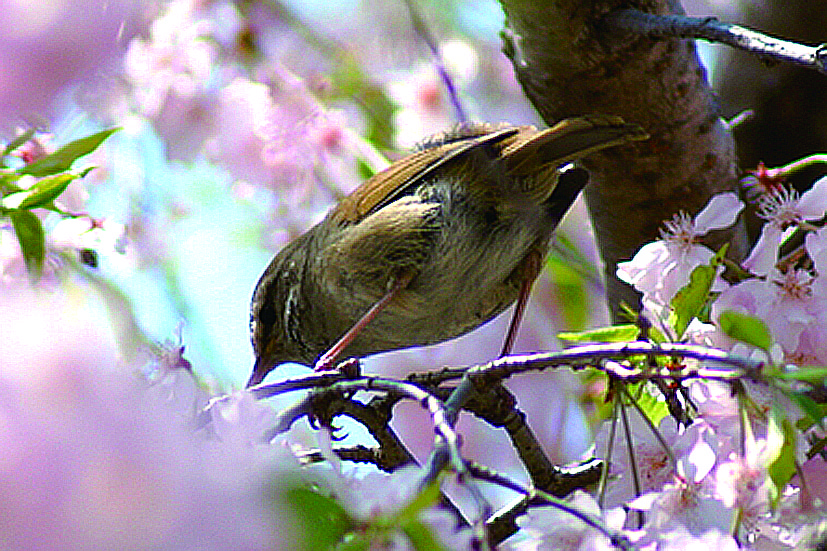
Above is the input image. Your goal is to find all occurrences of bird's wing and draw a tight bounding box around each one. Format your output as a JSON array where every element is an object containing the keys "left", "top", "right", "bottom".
[
  {"left": 329, "top": 126, "right": 520, "bottom": 224},
  {"left": 502, "top": 114, "right": 648, "bottom": 176}
]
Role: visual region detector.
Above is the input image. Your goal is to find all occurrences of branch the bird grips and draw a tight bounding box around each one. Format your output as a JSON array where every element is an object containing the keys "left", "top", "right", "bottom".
[{"left": 248, "top": 115, "right": 647, "bottom": 386}]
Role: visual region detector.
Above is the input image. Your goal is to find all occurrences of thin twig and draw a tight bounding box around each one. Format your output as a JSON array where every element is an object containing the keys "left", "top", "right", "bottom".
[
  {"left": 435, "top": 382, "right": 565, "bottom": 494},
  {"left": 597, "top": 390, "right": 621, "bottom": 509},
  {"left": 295, "top": 444, "right": 385, "bottom": 466},
  {"left": 618, "top": 370, "right": 678, "bottom": 471},
  {"left": 618, "top": 388, "right": 644, "bottom": 529},
  {"left": 411, "top": 342, "right": 764, "bottom": 387},
  {"left": 407, "top": 365, "right": 469, "bottom": 386},
  {"left": 245, "top": 372, "right": 465, "bottom": 476},
  {"left": 465, "top": 343, "right": 764, "bottom": 384},
  {"left": 402, "top": 0, "right": 467, "bottom": 123},
  {"left": 410, "top": 343, "right": 765, "bottom": 391},
  {"left": 467, "top": 463, "right": 635, "bottom": 551},
  {"left": 482, "top": 457, "right": 604, "bottom": 544},
  {"left": 312, "top": 377, "right": 492, "bottom": 542},
  {"left": 733, "top": 381, "right": 751, "bottom": 460},
  {"left": 602, "top": 8, "right": 827, "bottom": 75},
  {"left": 248, "top": 370, "right": 352, "bottom": 399},
  {"left": 760, "top": 154, "right": 827, "bottom": 181},
  {"left": 266, "top": 396, "right": 315, "bottom": 440},
  {"left": 320, "top": 377, "right": 464, "bottom": 471},
  {"left": 406, "top": 342, "right": 762, "bottom": 503}
]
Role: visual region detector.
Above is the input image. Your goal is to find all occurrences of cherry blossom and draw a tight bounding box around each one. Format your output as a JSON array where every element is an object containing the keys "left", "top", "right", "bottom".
[
  {"left": 503, "top": 491, "right": 626, "bottom": 551},
  {"left": 758, "top": 486, "right": 827, "bottom": 548},
  {"left": 713, "top": 220, "right": 827, "bottom": 363},
  {"left": 0, "top": 289, "right": 288, "bottom": 550},
  {"left": 627, "top": 479, "right": 734, "bottom": 539},
  {"left": 617, "top": 192, "right": 744, "bottom": 330},
  {"left": 123, "top": 0, "right": 221, "bottom": 161},
  {"left": 594, "top": 414, "right": 680, "bottom": 508},
  {"left": 0, "top": 0, "right": 148, "bottom": 132},
  {"left": 301, "top": 463, "right": 475, "bottom": 550},
  {"left": 743, "top": 176, "right": 827, "bottom": 275}
]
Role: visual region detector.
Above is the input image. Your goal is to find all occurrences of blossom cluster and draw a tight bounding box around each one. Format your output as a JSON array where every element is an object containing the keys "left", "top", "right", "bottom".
[
  {"left": 619, "top": 177, "right": 827, "bottom": 366},
  {"left": 0, "top": 287, "right": 476, "bottom": 550},
  {"left": 505, "top": 375, "right": 826, "bottom": 550},
  {"left": 570, "top": 176, "right": 827, "bottom": 549},
  {"left": 0, "top": 288, "right": 284, "bottom": 549}
]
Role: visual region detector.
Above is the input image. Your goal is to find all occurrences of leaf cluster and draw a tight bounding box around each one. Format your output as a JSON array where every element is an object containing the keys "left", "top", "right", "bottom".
[{"left": 0, "top": 128, "right": 117, "bottom": 279}]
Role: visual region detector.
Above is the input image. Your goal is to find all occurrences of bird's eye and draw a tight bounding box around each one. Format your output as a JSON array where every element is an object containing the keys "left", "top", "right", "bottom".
[{"left": 258, "top": 299, "right": 278, "bottom": 327}]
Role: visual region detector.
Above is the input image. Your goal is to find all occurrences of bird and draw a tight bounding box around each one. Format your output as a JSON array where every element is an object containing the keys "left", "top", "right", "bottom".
[{"left": 247, "top": 114, "right": 647, "bottom": 387}]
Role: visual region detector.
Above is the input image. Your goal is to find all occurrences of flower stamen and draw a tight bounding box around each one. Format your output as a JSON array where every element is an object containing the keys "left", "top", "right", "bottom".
[
  {"left": 756, "top": 186, "right": 801, "bottom": 228},
  {"left": 772, "top": 268, "right": 813, "bottom": 300},
  {"left": 660, "top": 211, "right": 697, "bottom": 253}
]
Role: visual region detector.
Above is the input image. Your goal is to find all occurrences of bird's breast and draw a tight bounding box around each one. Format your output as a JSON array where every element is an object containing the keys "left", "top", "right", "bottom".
[{"left": 308, "top": 184, "right": 554, "bottom": 357}]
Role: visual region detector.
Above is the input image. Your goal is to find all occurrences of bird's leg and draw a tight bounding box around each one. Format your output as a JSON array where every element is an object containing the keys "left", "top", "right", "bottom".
[
  {"left": 314, "top": 271, "right": 416, "bottom": 371},
  {"left": 499, "top": 250, "right": 543, "bottom": 358}
]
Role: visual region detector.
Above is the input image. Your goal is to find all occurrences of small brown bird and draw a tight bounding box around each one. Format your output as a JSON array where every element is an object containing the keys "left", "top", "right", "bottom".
[{"left": 247, "top": 115, "right": 647, "bottom": 386}]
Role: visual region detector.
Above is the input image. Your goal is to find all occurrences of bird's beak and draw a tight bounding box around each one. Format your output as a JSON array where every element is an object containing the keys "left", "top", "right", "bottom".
[{"left": 246, "top": 356, "right": 269, "bottom": 388}]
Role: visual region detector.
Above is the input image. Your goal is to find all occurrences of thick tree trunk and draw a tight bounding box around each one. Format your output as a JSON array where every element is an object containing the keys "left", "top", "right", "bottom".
[{"left": 499, "top": 0, "right": 750, "bottom": 319}]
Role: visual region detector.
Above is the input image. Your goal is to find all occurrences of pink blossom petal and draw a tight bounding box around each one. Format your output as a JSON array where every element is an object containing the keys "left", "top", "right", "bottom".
[
  {"left": 693, "top": 193, "right": 744, "bottom": 234},
  {"left": 678, "top": 431, "right": 717, "bottom": 483},
  {"left": 210, "top": 390, "right": 277, "bottom": 446},
  {"left": 766, "top": 314, "right": 807, "bottom": 354},
  {"left": 797, "top": 176, "right": 827, "bottom": 219},
  {"left": 743, "top": 223, "right": 783, "bottom": 275},
  {"left": 679, "top": 243, "right": 715, "bottom": 268},
  {"left": 805, "top": 226, "right": 827, "bottom": 275},
  {"left": 627, "top": 490, "right": 660, "bottom": 511},
  {"left": 617, "top": 241, "right": 670, "bottom": 286},
  {"left": 712, "top": 278, "right": 767, "bottom": 321}
]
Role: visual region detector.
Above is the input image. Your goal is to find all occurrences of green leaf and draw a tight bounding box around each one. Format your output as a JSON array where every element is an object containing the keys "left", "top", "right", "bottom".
[
  {"left": 766, "top": 408, "right": 798, "bottom": 505},
  {"left": 772, "top": 366, "right": 827, "bottom": 385},
  {"left": 717, "top": 310, "right": 772, "bottom": 352},
  {"left": 19, "top": 128, "right": 118, "bottom": 177},
  {"left": 711, "top": 242, "right": 730, "bottom": 267},
  {"left": 547, "top": 254, "right": 589, "bottom": 330},
  {"left": 558, "top": 324, "right": 639, "bottom": 343},
  {"left": 331, "top": 61, "right": 396, "bottom": 151},
  {"left": 2, "top": 128, "right": 36, "bottom": 158},
  {"left": 4, "top": 173, "right": 78, "bottom": 210},
  {"left": 280, "top": 485, "right": 354, "bottom": 551},
  {"left": 393, "top": 479, "right": 442, "bottom": 525},
  {"left": 388, "top": 480, "right": 446, "bottom": 551},
  {"left": 10, "top": 210, "right": 45, "bottom": 280},
  {"left": 401, "top": 519, "right": 448, "bottom": 551},
  {"left": 78, "top": 165, "right": 97, "bottom": 178},
  {"left": 628, "top": 381, "right": 670, "bottom": 427},
  {"left": 0, "top": 171, "right": 23, "bottom": 197},
  {"left": 669, "top": 264, "right": 716, "bottom": 337},
  {"left": 784, "top": 390, "right": 827, "bottom": 430}
]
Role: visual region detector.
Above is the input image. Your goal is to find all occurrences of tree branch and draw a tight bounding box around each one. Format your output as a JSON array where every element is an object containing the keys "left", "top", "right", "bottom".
[
  {"left": 482, "top": 458, "right": 603, "bottom": 543},
  {"left": 430, "top": 382, "right": 565, "bottom": 494},
  {"left": 601, "top": 8, "right": 827, "bottom": 75},
  {"left": 469, "top": 461, "right": 633, "bottom": 549}
]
